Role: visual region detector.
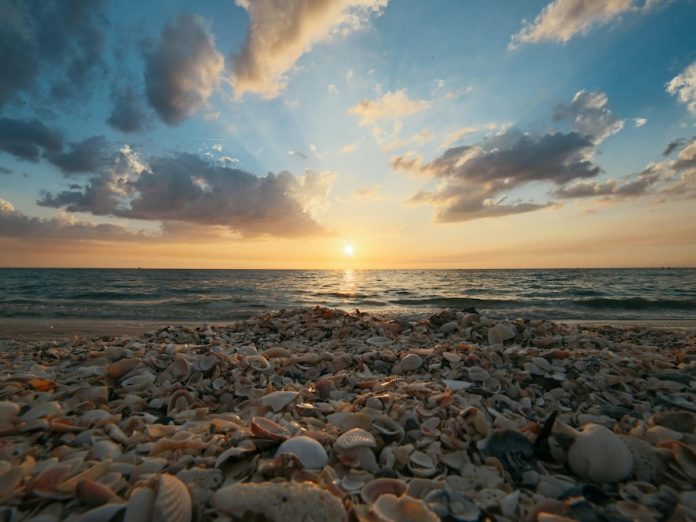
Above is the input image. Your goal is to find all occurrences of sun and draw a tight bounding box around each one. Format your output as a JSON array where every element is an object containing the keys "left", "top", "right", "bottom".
[{"left": 343, "top": 244, "right": 354, "bottom": 256}]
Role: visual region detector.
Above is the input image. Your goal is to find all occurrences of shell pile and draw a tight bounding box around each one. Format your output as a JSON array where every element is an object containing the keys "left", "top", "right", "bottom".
[{"left": 0, "top": 306, "right": 695, "bottom": 521}]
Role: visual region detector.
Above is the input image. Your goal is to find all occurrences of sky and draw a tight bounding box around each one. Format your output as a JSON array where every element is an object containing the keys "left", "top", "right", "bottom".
[{"left": 0, "top": 0, "right": 695, "bottom": 269}]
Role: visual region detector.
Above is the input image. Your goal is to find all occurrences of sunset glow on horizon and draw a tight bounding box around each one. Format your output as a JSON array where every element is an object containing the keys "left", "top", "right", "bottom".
[{"left": 1, "top": 1, "right": 695, "bottom": 268}]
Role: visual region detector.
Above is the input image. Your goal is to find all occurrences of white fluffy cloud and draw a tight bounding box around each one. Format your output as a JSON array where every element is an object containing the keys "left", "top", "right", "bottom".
[
  {"left": 667, "top": 61, "right": 696, "bottom": 116},
  {"left": 231, "top": 0, "right": 388, "bottom": 98},
  {"left": 510, "top": 0, "right": 659, "bottom": 49}
]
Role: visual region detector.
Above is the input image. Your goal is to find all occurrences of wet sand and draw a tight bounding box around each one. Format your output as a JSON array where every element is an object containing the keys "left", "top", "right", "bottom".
[{"left": 0, "top": 307, "right": 695, "bottom": 521}]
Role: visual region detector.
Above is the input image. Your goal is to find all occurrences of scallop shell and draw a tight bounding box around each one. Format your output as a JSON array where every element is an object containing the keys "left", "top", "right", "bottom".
[
  {"left": 488, "top": 323, "right": 515, "bottom": 345},
  {"left": 260, "top": 391, "right": 299, "bottom": 412},
  {"left": 152, "top": 474, "right": 191, "bottom": 522},
  {"left": 408, "top": 451, "right": 437, "bottom": 477},
  {"left": 373, "top": 494, "right": 439, "bottom": 522},
  {"left": 361, "top": 478, "right": 408, "bottom": 504},
  {"left": 192, "top": 354, "right": 216, "bottom": 373},
  {"left": 276, "top": 436, "right": 328, "bottom": 469},
  {"left": 335, "top": 428, "right": 377, "bottom": 451}
]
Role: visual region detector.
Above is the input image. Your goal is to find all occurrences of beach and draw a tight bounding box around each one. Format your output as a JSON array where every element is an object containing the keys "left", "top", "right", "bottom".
[{"left": 0, "top": 306, "right": 695, "bottom": 521}]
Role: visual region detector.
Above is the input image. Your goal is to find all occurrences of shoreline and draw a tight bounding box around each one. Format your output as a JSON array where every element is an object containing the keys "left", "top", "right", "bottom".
[
  {"left": 1, "top": 314, "right": 695, "bottom": 342},
  {"left": 0, "top": 307, "right": 695, "bottom": 520}
]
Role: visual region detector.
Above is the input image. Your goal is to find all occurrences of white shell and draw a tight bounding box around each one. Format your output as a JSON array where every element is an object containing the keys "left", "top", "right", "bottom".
[
  {"left": 152, "top": 474, "right": 191, "bottom": 522},
  {"left": 335, "top": 428, "right": 376, "bottom": 450},
  {"left": 567, "top": 424, "right": 634, "bottom": 483},
  {"left": 276, "top": 436, "right": 328, "bottom": 469}
]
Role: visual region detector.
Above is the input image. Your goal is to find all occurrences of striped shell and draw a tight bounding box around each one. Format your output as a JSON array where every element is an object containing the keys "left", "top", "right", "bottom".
[
  {"left": 335, "top": 428, "right": 376, "bottom": 451},
  {"left": 152, "top": 474, "right": 191, "bottom": 522}
]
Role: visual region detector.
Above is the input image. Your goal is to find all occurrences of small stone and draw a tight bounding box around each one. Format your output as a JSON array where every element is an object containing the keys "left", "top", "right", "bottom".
[{"left": 401, "top": 354, "right": 423, "bottom": 372}]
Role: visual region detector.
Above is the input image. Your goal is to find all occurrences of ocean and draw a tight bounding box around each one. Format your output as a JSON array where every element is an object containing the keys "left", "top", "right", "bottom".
[{"left": 0, "top": 268, "right": 694, "bottom": 323}]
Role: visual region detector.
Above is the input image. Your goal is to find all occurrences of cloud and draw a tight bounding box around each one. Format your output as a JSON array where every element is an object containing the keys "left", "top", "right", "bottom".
[
  {"left": 144, "top": 14, "right": 225, "bottom": 125},
  {"left": 349, "top": 184, "right": 384, "bottom": 201},
  {"left": 0, "top": 0, "right": 108, "bottom": 107},
  {"left": 46, "top": 136, "right": 111, "bottom": 175},
  {"left": 0, "top": 166, "right": 12, "bottom": 175},
  {"left": 107, "top": 86, "right": 149, "bottom": 133},
  {"left": 553, "top": 90, "right": 624, "bottom": 144},
  {"left": 39, "top": 151, "right": 334, "bottom": 237},
  {"left": 439, "top": 127, "right": 478, "bottom": 150},
  {"left": 633, "top": 117, "right": 647, "bottom": 127},
  {"left": 0, "top": 117, "right": 63, "bottom": 162},
  {"left": 554, "top": 167, "right": 662, "bottom": 198},
  {"left": 230, "top": 0, "right": 387, "bottom": 98},
  {"left": 667, "top": 60, "right": 696, "bottom": 116},
  {"left": 340, "top": 142, "right": 358, "bottom": 153},
  {"left": 288, "top": 150, "right": 308, "bottom": 160},
  {"left": 0, "top": 198, "right": 149, "bottom": 242},
  {"left": 509, "top": 0, "right": 659, "bottom": 49},
  {"left": 393, "top": 127, "right": 600, "bottom": 222},
  {"left": 348, "top": 89, "right": 429, "bottom": 125},
  {"left": 663, "top": 138, "right": 686, "bottom": 156}
]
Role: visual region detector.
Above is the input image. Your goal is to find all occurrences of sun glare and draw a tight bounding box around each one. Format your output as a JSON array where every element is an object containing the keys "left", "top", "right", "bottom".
[{"left": 343, "top": 244, "right": 354, "bottom": 256}]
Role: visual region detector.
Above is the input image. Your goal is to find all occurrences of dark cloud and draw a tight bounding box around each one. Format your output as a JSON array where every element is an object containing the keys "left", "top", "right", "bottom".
[
  {"left": 553, "top": 90, "right": 624, "bottom": 144},
  {"left": 0, "top": 117, "right": 63, "bottom": 162},
  {"left": 107, "top": 86, "right": 149, "bottom": 133},
  {"left": 0, "top": 0, "right": 107, "bottom": 107},
  {"left": 46, "top": 135, "right": 111, "bottom": 175},
  {"left": 663, "top": 138, "right": 686, "bottom": 157},
  {"left": 392, "top": 127, "right": 600, "bottom": 222},
  {"left": 39, "top": 152, "right": 333, "bottom": 237},
  {"left": 0, "top": 197, "right": 148, "bottom": 241},
  {"left": 0, "top": 166, "right": 12, "bottom": 175},
  {"left": 144, "top": 14, "right": 224, "bottom": 125}
]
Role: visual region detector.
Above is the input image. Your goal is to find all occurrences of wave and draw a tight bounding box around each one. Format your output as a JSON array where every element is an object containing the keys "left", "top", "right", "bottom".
[
  {"left": 574, "top": 297, "right": 696, "bottom": 310},
  {"left": 389, "top": 296, "right": 509, "bottom": 308}
]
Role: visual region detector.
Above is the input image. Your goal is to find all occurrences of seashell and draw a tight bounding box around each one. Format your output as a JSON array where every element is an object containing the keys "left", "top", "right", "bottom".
[
  {"left": 488, "top": 323, "right": 515, "bottom": 345},
  {"left": 484, "top": 377, "right": 502, "bottom": 393},
  {"left": 213, "top": 481, "right": 347, "bottom": 521},
  {"left": 251, "top": 416, "right": 290, "bottom": 441},
  {"left": 215, "top": 443, "right": 257, "bottom": 468},
  {"left": 467, "top": 366, "right": 490, "bottom": 382},
  {"left": 0, "top": 401, "right": 20, "bottom": 421},
  {"left": 619, "top": 435, "right": 666, "bottom": 484},
  {"left": 76, "top": 479, "right": 115, "bottom": 508},
  {"left": 176, "top": 468, "right": 223, "bottom": 505},
  {"left": 425, "top": 488, "right": 481, "bottom": 521},
  {"left": 77, "top": 504, "right": 126, "bottom": 522},
  {"left": 262, "top": 347, "right": 292, "bottom": 358},
  {"left": 366, "top": 336, "right": 392, "bottom": 346},
  {"left": 106, "top": 358, "right": 140, "bottom": 379},
  {"left": 649, "top": 411, "right": 696, "bottom": 433},
  {"left": 167, "top": 358, "right": 191, "bottom": 379},
  {"left": 121, "top": 372, "right": 155, "bottom": 391},
  {"left": 408, "top": 451, "right": 437, "bottom": 477},
  {"left": 56, "top": 460, "right": 111, "bottom": 494},
  {"left": 619, "top": 481, "right": 658, "bottom": 502},
  {"left": 615, "top": 500, "right": 660, "bottom": 522},
  {"left": 73, "top": 386, "right": 109, "bottom": 404},
  {"left": 673, "top": 441, "right": 696, "bottom": 480},
  {"left": 152, "top": 474, "right": 192, "bottom": 522},
  {"left": 373, "top": 415, "right": 405, "bottom": 442},
  {"left": 443, "top": 380, "right": 474, "bottom": 391},
  {"left": 401, "top": 353, "right": 423, "bottom": 372},
  {"left": 335, "top": 428, "right": 377, "bottom": 451},
  {"left": 341, "top": 470, "right": 372, "bottom": 492},
  {"left": 500, "top": 490, "right": 520, "bottom": 517},
  {"left": 276, "top": 436, "right": 328, "bottom": 469},
  {"left": 192, "top": 354, "right": 216, "bottom": 373},
  {"left": 243, "top": 354, "right": 269, "bottom": 371},
  {"left": 21, "top": 401, "right": 62, "bottom": 420},
  {"left": 556, "top": 421, "right": 633, "bottom": 483},
  {"left": 123, "top": 486, "right": 155, "bottom": 522},
  {"left": 327, "top": 412, "right": 372, "bottom": 431},
  {"left": 260, "top": 391, "right": 299, "bottom": 412},
  {"left": 90, "top": 440, "right": 122, "bottom": 461},
  {"left": 373, "top": 494, "right": 439, "bottom": 522},
  {"left": 531, "top": 357, "right": 552, "bottom": 372},
  {"left": 361, "top": 478, "right": 408, "bottom": 504}
]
